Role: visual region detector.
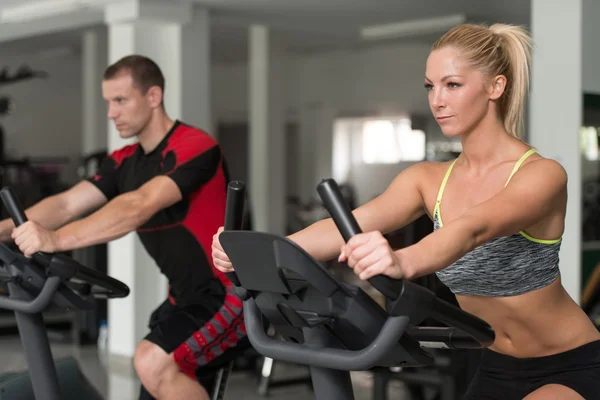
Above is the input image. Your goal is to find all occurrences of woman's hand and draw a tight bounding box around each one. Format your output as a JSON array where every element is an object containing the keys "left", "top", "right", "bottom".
[
  {"left": 339, "top": 231, "right": 404, "bottom": 280},
  {"left": 212, "top": 226, "right": 234, "bottom": 273}
]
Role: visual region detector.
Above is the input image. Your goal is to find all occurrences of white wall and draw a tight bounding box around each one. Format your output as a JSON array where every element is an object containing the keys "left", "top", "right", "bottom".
[
  {"left": 212, "top": 62, "right": 248, "bottom": 123},
  {"left": 0, "top": 50, "right": 82, "bottom": 162},
  {"left": 212, "top": 41, "right": 438, "bottom": 204},
  {"left": 284, "top": 43, "right": 432, "bottom": 117}
]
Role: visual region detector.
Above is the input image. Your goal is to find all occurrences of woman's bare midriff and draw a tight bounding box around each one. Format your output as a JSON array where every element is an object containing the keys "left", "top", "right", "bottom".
[{"left": 456, "top": 278, "right": 600, "bottom": 358}]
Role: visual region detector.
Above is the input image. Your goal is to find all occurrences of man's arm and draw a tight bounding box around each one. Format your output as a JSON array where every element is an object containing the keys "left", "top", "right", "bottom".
[
  {"left": 0, "top": 181, "right": 107, "bottom": 241},
  {"left": 53, "top": 134, "right": 221, "bottom": 251},
  {"left": 13, "top": 135, "right": 223, "bottom": 257},
  {"left": 54, "top": 176, "right": 181, "bottom": 251}
]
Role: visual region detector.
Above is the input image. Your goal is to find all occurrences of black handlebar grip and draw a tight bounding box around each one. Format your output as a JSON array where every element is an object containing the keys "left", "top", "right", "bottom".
[
  {"left": 316, "top": 179, "right": 404, "bottom": 300},
  {"left": 316, "top": 179, "right": 361, "bottom": 242},
  {"left": 0, "top": 186, "right": 55, "bottom": 268},
  {"left": 0, "top": 187, "right": 28, "bottom": 226},
  {"left": 225, "top": 181, "right": 246, "bottom": 231},
  {"left": 223, "top": 181, "right": 246, "bottom": 286},
  {"left": 0, "top": 186, "right": 129, "bottom": 297}
]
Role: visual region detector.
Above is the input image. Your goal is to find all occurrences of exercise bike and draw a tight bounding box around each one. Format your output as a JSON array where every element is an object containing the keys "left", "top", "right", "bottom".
[
  {"left": 0, "top": 187, "right": 233, "bottom": 400},
  {"left": 218, "top": 179, "right": 495, "bottom": 400}
]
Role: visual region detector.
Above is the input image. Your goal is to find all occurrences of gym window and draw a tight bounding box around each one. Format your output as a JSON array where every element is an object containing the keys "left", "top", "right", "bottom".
[
  {"left": 581, "top": 126, "right": 600, "bottom": 161},
  {"left": 361, "top": 118, "right": 426, "bottom": 164}
]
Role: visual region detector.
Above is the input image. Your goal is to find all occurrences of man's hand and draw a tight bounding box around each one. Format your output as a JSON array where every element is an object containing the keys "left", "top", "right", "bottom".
[{"left": 11, "top": 221, "right": 61, "bottom": 257}]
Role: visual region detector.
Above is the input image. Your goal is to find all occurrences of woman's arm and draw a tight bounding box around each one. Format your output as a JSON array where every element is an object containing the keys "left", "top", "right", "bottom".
[
  {"left": 288, "top": 162, "right": 431, "bottom": 262},
  {"left": 213, "top": 162, "right": 434, "bottom": 273},
  {"left": 403, "top": 158, "right": 566, "bottom": 278},
  {"left": 345, "top": 158, "right": 568, "bottom": 281}
]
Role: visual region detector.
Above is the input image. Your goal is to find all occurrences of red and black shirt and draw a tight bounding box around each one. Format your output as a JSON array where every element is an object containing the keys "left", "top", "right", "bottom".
[{"left": 89, "top": 120, "right": 232, "bottom": 306}]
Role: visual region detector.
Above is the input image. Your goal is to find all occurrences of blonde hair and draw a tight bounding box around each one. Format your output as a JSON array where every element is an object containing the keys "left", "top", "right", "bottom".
[{"left": 432, "top": 24, "right": 532, "bottom": 139}]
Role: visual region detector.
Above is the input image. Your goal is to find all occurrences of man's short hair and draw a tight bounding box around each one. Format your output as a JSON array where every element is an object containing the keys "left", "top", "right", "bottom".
[{"left": 103, "top": 55, "right": 165, "bottom": 96}]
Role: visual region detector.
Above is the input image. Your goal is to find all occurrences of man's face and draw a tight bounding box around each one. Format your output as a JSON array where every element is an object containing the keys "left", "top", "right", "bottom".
[{"left": 102, "top": 73, "right": 154, "bottom": 139}]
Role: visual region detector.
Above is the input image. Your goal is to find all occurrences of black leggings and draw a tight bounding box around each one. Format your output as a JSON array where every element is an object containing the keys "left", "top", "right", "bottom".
[{"left": 464, "top": 340, "right": 600, "bottom": 399}]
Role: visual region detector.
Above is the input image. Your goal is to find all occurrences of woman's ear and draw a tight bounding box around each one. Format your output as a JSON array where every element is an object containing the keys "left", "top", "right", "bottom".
[{"left": 489, "top": 75, "right": 507, "bottom": 100}]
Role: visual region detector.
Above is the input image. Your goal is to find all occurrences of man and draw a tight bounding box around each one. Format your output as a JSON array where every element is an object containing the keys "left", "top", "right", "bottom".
[{"left": 3, "top": 55, "right": 247, "bottom": 400}]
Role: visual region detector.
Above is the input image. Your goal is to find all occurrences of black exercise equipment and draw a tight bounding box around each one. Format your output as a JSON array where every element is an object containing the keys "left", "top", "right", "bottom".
[
  {"left": 0, "top": 358, "right": 103, "bottom": 399},
  {"left": 0, "top": 96, "right": 14, "bottom": 117},
  {"left": 0, "top": 186, "right": 233, "bottom": 400},
  {"left": 0, "top": 186, "right": 128, "bottom": 400},
  {"left": 219, "top": 179, "right": 495, "bottom": 399},
  {"left": 0, "top": 65, "right": 48, "bottom": 87},
  {"left": 359, "top": 218, "right": 483, "bottom": 400}
]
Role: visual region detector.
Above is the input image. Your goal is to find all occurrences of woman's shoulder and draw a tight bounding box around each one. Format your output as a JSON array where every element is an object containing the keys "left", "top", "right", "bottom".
[
  {"left": 514, "top": 149, "right": 568, "bottom": 186},
  {"left": 411, "top": 158, "right": 457, "bottom": 173},
  {"left": 394, "top": 160, "right": 459, "bottom": 194},
  {"left": 412, "top": 158, "right": 458, "bottom": 179}
]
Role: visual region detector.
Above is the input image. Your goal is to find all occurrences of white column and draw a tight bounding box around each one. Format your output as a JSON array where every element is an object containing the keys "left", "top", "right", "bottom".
[
  {"left": 298, "top": 103, "right": 336, "bottom": 203},
  {"left": 314, "top": 106, "right": 336, "bottom": 191},
  {"left": 81, "top": 28, "right": 108, "bottom": 155},
  {"left": 103, "top": 0, "right": 211, "bottom": 363},
  {"left": 105, "top": 16, "right": 173, "bottom": 365},
  {"left": 530, "top": 0, "right": 582, "bottom": 302},
  {"left": 298, "top": 105, "right": 318, "bottom": 203},
  {"left": 583, "top": 0, "right": 600, "bottom": 94},
  {"left": 249, "top": 25, "right": 286, "bottom": 234},
  {"left": 182, "top": 8, "right": 212, "bottom": 135}
]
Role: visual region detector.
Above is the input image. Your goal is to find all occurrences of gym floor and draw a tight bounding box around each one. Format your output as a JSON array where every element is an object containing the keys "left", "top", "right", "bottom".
[{"left": 0, "top": 334, "right": 413, "bottom": 400}]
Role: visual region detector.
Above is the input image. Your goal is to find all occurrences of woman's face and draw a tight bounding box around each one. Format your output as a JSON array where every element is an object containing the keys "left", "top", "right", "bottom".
[{"left": 425, "top": 47, "right": 498, "bottom": 138}]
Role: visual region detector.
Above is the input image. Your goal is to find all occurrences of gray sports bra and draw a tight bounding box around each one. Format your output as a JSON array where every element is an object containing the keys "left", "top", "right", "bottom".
[{"left": 433, "top": 149, "right": 562, "bottom": 297}]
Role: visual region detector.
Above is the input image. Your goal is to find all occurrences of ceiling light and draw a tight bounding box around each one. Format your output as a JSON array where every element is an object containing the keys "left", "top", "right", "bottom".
[
  {"left": 0, "top": 0, "right": 107, "bottom": 23},
  {"left": 360, "top": 14, "right": 467, "bottom": 40}
]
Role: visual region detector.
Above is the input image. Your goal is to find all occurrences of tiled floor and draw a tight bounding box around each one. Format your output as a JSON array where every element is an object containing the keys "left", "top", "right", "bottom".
[{"left": 0, "top": 334, "right": 416, "bottom": 400}]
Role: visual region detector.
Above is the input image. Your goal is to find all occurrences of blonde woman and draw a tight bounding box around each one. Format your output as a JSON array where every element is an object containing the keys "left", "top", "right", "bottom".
[{"left": 213, "top": 24, "right": 600, "bottom": 399}]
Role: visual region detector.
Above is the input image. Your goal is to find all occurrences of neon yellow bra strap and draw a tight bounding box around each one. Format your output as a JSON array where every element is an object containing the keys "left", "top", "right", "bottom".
[
  {"left": 436, "top": 158, "right": 459, "bottom": 204},
  {"left": 505, "top": 148, "right": 536, "bottom": 187}
]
